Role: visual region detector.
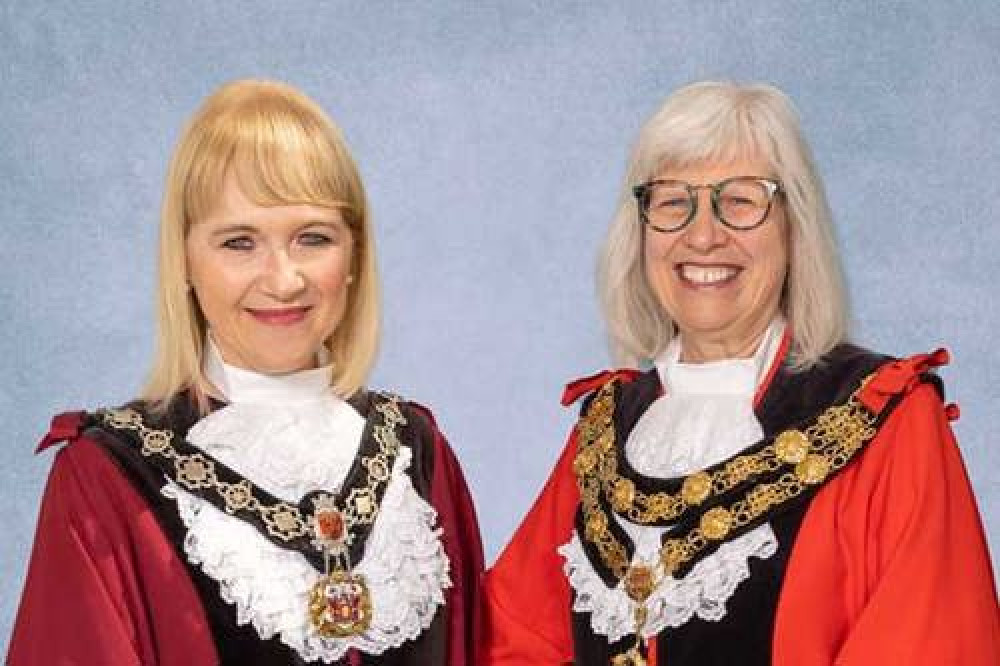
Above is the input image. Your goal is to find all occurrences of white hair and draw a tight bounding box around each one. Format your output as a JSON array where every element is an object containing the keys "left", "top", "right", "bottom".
[{"left": 598, "top": 81, "right": 848, "bottom": 368}]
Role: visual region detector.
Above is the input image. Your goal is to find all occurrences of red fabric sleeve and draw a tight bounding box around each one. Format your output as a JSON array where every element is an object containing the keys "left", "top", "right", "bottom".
[
  {"left": 774, "top": 383, "right": 1000, "bottom": 665},
  {"left": 421, "top": 409, "right": 486, "bottom": 666},
  {"left": 8, "top": 436, "right": 217, "bottom": 666},
  {"left": 482, "top": 432, "right": 581, "bottom": 665}
]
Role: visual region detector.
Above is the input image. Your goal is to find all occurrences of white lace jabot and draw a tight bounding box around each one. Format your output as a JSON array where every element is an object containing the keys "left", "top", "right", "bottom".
[
  {"left": 162, "top": 339, "right": 451, "bottom": 662},
  {"left": 560, "top": 319, "right": 786, "bottom": 641}
]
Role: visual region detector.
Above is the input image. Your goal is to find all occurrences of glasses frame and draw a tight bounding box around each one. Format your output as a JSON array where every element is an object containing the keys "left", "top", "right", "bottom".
[{"left": 632, "top": 176, "right": 783, "bottom": 232}]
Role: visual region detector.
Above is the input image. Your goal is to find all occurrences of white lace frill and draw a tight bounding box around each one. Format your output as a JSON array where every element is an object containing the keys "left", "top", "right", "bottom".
[
  {"left": 161, "top": 341, "right": 450, "bottom": 662},
  {"left": 559, "top": 319, "right": 785, "bottom": 641},
  {"left": 559, "top": 526, "right": 777, "bottom": 642}
]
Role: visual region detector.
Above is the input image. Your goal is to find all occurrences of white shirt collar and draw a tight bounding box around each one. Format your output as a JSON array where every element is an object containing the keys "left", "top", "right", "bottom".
[
  {"left": 203, "top": 335, "right": 335, "bottom": 406},
  {"left": 656, "top": 317, "right": 786, "bottom": 396}
]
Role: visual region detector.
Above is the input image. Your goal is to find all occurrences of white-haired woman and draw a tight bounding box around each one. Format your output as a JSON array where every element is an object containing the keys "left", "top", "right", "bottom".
[
  {"left": 10, "top": 80, "right": 483, "bottom": 666},
  {"left": 483, "top": 81, "right": 998, "bottom": 665}
]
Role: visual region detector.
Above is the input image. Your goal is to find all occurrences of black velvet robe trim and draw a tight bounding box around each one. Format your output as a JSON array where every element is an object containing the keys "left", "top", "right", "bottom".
[
  {"left": 569, "top": 344, "right": 901, "bottom": 666},
  {"left": 86, "top": 392, "right": 448, "bottom": 666}
]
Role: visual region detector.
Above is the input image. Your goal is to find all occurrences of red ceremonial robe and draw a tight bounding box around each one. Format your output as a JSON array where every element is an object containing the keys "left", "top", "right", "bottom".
[{"left": 482, "top": 344, "right": 1000, "bottom": 665}]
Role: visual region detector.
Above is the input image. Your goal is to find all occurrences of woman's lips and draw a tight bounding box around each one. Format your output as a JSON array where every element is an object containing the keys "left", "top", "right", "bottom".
[
  {"left": 675, "top": 263, "right": 742, "bottom": 287},
  {"left": 246, "top": 306, "right": 311, "bottom": 325}
]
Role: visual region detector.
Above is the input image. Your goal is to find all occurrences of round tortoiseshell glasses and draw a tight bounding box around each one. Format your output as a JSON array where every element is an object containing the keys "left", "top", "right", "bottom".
[{"left": 633, "top": 176, "right": 783, "bottom": 232}]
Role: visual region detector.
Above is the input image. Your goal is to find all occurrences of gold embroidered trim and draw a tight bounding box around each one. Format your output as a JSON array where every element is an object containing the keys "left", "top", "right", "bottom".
[
  {"left": 97, "top": 395, "right": 407, "bottom": 545},
  {"left": 574, "top": 376, "right": 878, "bottom": 579}
]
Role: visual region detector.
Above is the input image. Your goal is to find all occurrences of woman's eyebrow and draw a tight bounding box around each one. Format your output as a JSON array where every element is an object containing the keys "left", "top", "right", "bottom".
[
  {"left": 301, "top": 218, "right": 343, "bottom": 227},
  {"left": 208, "top": 223, "right": 257, "bottom": 236}
]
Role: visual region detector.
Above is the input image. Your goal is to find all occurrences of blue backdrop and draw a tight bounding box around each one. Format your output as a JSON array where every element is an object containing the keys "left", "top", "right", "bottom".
[{"left": 3, "top": 1, "right": 998, "bottom": 652}]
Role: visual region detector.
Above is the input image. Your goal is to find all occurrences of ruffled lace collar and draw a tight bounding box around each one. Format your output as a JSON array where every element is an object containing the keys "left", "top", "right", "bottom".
[
  {"left": 159, "top": 338, "right": 451, "bottom": 661},
  {"left": 561, "top": 317, "right": 786, "bottom": 640}
]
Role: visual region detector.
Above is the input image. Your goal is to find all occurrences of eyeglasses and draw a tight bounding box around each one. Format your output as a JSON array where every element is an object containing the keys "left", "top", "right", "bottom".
[{"left": 632, "top": 176, "right": 782, "bottom": 232}]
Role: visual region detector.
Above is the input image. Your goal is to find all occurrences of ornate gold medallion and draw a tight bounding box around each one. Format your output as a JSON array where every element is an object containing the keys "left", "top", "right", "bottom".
[
  {"left": 308, "top": 570, "right": 373, "bottom": 637},
  {"left": 573, "top": 447, "right": 598, "bottom": 475},
  {"left": 612, "top": 645, "right": 647, "bottom": 666},
  {"left": 585, "top": 508, "right": 608, "bottom": 539},
  {"left": 681, "top": 471, "right": 712, "bottom": 505},
  {"left": 795, "top": 454, "right": 830, "bottom": 484},
  {"left": 774, "top": 429, "right": 810, "bottom": 463},
  {"left": 612, "top": 478, "right": 636, "bottom": 512},
  {"left": 700, "top": 506, "right": 733, "bottom": 541},
  {"left": 624, "top": 565, "right": 655, "bottom": 603}
]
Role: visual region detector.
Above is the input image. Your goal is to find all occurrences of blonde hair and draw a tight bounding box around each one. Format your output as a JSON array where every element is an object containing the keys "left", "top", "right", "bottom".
[
  {"left": 598, "top": 81, "right": 848, "bottom": 369},
  {"left": 142, "top": 79, "right": 378, "bottom": 411}
]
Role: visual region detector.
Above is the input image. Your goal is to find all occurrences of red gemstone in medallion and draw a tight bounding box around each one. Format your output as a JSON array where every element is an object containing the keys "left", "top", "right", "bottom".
[{"left": 315, "top": 508, "right": 345, "bottom": 542}]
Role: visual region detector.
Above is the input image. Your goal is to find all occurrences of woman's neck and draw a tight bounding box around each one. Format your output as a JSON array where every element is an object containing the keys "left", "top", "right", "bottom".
[{"left": 677, "top": 317, "right": 779, "bottom": 363}]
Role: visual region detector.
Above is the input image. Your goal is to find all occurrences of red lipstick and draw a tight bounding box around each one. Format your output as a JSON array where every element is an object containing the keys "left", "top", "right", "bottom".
[{"left": 246, "top": 306, "right": 311, "bottom": 325}]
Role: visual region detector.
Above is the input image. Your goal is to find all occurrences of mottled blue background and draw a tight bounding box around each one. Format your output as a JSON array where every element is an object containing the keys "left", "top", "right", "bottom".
[{"left": 2, "top": 1, "right": 998, "bottom": 652}]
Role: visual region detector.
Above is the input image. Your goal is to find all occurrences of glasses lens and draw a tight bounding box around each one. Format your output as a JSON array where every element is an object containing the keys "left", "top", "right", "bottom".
[
  {"left": 716, "top": 179, "right": 773, "bottom": 229},
  {"left": 644, "top": 183, "right": 692, "bottom": 230}
]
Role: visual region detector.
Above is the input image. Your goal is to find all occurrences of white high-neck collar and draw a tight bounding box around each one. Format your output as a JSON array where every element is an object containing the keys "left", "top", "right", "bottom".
[
  {"left": 656, "top": 317, "right": 786, "bottom": 396},
  {"left": 203, "top": 336, "right": 334, "bottom": 406}
]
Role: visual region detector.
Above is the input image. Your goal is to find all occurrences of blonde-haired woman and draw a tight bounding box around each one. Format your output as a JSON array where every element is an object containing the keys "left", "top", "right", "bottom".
[
  {"left": 10, "top": 80, "right": 482, "bottom": 666},
  {"left": 483, "top": 81, "right": 998, "bottom": 665}
]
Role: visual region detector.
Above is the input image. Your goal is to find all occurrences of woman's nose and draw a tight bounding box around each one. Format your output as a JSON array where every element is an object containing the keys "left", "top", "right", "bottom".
[
  {"left": 682, "top": 191, "right": 728, "bottom": 251},
  {"left": 261, "top": 250, "right": 306, "bottom": 298}
]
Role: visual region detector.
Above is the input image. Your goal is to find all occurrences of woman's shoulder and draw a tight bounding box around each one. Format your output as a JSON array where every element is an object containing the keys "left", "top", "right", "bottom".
[
  {"left": 34, "top": 406, "right": 153, "bottom": 518},
  {"left": 850, "top": 346, "right": 953, "bottom": 416},
  {"left": 820, "top": 341, "right": 948, "bottom": 384},
  {"left": 350, "top": 387, "right": 442, "bottom": 432},
  {"left": 560, "top": 368, "right": 660, "bottom": 414},
  {"left": 350, "top": 388, "right": 462, "bottom": 476},
  {"left": 36, "top": 402, "right": 138, "bottom": 454},
  {"left": 766, "top": 342, "right": 952, "bottom": 421},
  {"left": 35, "top": 397, "right": 190, "bottom": 469},
  {"left": 37, "top": 410, "right": 93, "bottom": 454}
]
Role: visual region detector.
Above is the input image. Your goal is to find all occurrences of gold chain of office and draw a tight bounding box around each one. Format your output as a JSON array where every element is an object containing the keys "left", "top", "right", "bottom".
[
  {"left": 573, "top": 377, "right": 879, "bottom": 586},
  {"left": 97, "top": 395, "right": 405, "bottom": 546}
]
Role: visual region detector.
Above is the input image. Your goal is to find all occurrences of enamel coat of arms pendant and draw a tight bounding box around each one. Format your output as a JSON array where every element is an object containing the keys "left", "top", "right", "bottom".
[{"left": 308, "top": 569, "right": 373, "bottom": 637}]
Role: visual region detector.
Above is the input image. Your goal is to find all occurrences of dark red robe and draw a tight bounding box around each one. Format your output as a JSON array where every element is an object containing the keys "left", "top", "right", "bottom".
[{"left": 9, "top": 397, "right": 483, "bottom": 666}]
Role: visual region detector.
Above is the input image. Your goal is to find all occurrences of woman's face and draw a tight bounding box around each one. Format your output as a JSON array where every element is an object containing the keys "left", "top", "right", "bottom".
[
  {"left": 642, "top": 156, "right": 788, "bottom": 361},
  {"left": 186, "top": 174, "right": 354, "bottom": 374}
]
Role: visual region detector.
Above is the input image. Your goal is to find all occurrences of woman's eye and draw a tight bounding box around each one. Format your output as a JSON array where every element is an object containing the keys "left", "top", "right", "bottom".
[
  {"left": 299, "top": 231, "right": 334, "bottom": 247},
  {"left": 221, "top": 236, "right": 254, "bottom": 251},
  {"left": 651, "top": 197, "right": 689, "bottom": 213},
  {"left": 721, "top": 196, "right": 756, "bottom": 208}
]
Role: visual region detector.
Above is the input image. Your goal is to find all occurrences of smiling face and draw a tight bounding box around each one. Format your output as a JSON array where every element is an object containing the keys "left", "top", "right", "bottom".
[
  {"left": 186, "top": 173, "right": 354, "bottom": 374},
  {"left": 642, "top": 157, "right": 788, "bottom": 361}
]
